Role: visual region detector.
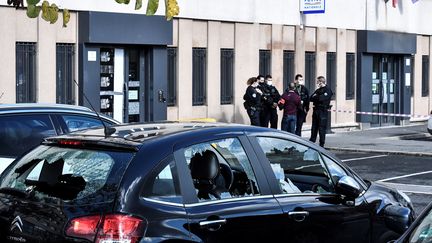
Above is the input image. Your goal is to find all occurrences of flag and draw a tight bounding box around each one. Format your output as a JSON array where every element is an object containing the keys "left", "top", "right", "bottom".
[
  {"left": 412, "top": 0, "right": 419, "bottom": 3},
  {"left": 392, "top": 0, "right": 397, "bottom": 8}
]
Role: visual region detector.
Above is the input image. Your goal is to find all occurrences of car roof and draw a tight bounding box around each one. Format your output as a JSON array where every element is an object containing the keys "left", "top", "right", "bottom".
[
  {"left": 45, "top": 122, "right": 275, "bottom": 148},
  {"left": 0, "top": 103, "right": 119, "bottom": 124}
]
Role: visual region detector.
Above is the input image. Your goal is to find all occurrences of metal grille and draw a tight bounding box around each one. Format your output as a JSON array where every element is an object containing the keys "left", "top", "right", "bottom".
[
  {"left": 16, "top": 42, "right": 37, "bottom": 103},
  {"left": 346, "top": 53, "right": 355, "bottom": 100},
  {"left": 283, "top": 51, "right": 295, "bottom": 91},
  {"left": 326, "top": 52, "right": 336, "bottom": 100},
  {"left": 167, "top": 47, "right": 177, "bottom": 106},
  {"left": 305, "top": 52, "right": 316, "bottom": 91},
  {"left": 192, "top": 48, "right": 207, "bottom": 106},
  {"left": 422, "top": 55, "right": 429, "bottom": 97},
  {"left": 56, "top": 44, "right": 75, "bottom": 104},
  {"left": 220, "top": 49, "right": 234, "bottom": 105},
  {"left": 259, "top": 50, "right": 271, "bottom": 76}
]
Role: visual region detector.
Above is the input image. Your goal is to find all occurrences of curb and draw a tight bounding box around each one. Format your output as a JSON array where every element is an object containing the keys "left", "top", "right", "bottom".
[{"left": 326, "top": 146, "right": 432, "bottom": 157}]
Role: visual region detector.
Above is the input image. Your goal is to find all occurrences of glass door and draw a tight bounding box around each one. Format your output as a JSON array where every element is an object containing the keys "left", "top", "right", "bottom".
[{"left": 371, "top": 55, "right": 399, "bottom": 127}]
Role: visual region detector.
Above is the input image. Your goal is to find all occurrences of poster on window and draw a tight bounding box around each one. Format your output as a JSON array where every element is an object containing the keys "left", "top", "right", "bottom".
[{"left": 300, "top": 0, "right": 325, "bottom": 14}]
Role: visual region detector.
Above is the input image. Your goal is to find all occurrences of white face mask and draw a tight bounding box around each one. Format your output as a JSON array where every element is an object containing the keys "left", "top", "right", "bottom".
[
  {"left": 298, "top": 79, "right": 305, "bottom": 86},
  {"left": 267, "top": 81, "right": 273, "bottom": 86}
]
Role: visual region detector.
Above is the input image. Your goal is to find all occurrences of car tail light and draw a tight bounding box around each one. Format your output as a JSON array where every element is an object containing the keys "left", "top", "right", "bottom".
[
  {"left": 65, "top": 214, "right": 145, "bottom": 243},
  {"left": 58, "top": 140, "right": 83, "bottom": 146}
]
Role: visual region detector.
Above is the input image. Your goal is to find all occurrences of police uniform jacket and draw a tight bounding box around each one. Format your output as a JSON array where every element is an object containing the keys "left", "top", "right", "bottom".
[
  {"left": 310, "top": 85, "right": 333, "bottom": 110},
  {"left": 295, "top": 85, "right": 310, "bottom": 113},
  {"left": 243, "top": 86, "right": 262, "bottom": 110}
]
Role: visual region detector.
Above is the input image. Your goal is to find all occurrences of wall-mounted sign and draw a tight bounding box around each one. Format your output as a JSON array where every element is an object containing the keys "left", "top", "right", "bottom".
[{"left": 300, "top": 0, "right": 326, "bottom": 14}]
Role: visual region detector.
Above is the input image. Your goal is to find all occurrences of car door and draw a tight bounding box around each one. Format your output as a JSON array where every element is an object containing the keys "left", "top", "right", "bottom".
[
  {"left": 251, "top": 135, "right": 371, "bottom": 243},
  {"left": 174, "top": 135, "right": 285, "bottom": 242}
]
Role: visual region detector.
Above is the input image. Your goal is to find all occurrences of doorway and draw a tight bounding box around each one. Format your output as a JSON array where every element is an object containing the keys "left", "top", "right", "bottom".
[{"left": 371, "top": 55, "right": 402, "bottom": 127}]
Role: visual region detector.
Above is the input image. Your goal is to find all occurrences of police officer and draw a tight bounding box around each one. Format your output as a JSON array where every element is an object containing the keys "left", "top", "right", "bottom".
[
  {"left": 309, "top": 76, "right": 333, "bottom": 147},
  {"left": 256, "top": 75, "right": 270, "bottom": 127},
  {"left": 293, "top": 74, "right": 310, "bottom": 136},
  {"left": 260, "top": 75, "right": 281, "bottom": 129},
  {"left": 243, "top": 77, "right": 262, "bottom": 126}
]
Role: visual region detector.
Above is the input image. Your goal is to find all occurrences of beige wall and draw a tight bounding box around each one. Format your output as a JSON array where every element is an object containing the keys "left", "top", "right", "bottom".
[
  {"left": 167, "top": 19, "right": 368, "bottom": 127},
  {"left": 0, "top": 8, "right": 77, "bottom": 104},
  {"left": 412, "top": 35, "right": 431, "bottom": 121}
]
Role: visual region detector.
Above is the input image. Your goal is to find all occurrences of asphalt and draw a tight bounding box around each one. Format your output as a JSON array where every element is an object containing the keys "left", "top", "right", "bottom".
[{"left": 301, "top": 122, "right": 432, "bottom": 156}]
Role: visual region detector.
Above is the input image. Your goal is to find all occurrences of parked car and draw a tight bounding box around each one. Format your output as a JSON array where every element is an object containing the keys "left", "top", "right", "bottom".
[
  {"left": 395, "top": 201, "right": 432, "bottom": 243},
  {"left": 428, "top": 110, "right": 432, "bottom": 135},
  {"left": 0, "top": 123, "right": 415, "bottom": 243},
  {"left": 0, "top": 104, "right": 119, "bottom": 173}
]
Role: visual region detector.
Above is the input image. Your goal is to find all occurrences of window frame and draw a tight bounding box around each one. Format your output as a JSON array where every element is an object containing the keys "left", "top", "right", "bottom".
[
  {"left": 259, "top": 49, "right": 271, "bottom": 76},
  {"left": 192, "top": 48, "right": 207, "bottom": 106},
  {"left": 346, "top": 53, "right": 356, "bottom": 100},
  {"left": 283, "top": 50, "right": 295, "bottom": 92},
  {"left": 173, "top": 135, "right": 272, "bottom": 205},
  {"left": 56, "top": 43, "right": 75, "bottom": 105},
  {"left": 220, "top": 48, "right": 234, "bottom": 105},
  {"left": 305, "top": 52, "right": 316, "bottom": 92},
  {"left": 167, "top": 47, "right": 177, "bottom": 106},
  {"left": 422, "top": 55, "right": 429, "bottom": 97},
  {"left": 16, "top": 42, "right": 37, "bottom": 103}
]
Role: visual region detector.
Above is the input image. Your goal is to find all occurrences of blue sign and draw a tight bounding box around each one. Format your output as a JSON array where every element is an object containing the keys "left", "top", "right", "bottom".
[{"left": 300, "top": 0, "right": 326, "bottom": 14}]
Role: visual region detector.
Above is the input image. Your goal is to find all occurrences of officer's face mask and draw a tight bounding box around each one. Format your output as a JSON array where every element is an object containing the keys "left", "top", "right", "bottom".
[
  {"left": 267, "top": 80, "right": 273, "bottom": 86},
  {"left": 298, "top": 78, "right": 305, "bottom": 86},
  {"left": 259, "top": 78, "right": 265, "bottom": 83}
]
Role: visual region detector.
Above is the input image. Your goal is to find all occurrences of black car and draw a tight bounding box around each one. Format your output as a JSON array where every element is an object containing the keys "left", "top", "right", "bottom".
[
  {"left": 395, "top": 201, "right": 432, "bottom": 243},
  {"left": 0, "top": 104, "right": 119, "bottom": 173},
  {"left": 0, "top": 123, "right": 415, "bottom": 243}
]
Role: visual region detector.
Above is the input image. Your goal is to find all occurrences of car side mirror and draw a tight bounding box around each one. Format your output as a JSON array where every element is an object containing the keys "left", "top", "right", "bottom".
[
  {"left": 335, "top": 176, "right": 364, "bottom": 199},
  {"left": 383, "top": 205, "right": 412, "bottom": 234}
]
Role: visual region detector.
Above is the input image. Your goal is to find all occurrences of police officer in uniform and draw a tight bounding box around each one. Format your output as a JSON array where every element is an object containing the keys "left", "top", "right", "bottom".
[
  {"left": 293, "top": 74, "right": 310, "bottom": 136},
  {"left": 256, "top": 75, "right": 270, "bottom": 127},
  {"left": 309, "top": 76, "right": 333, "bottom": 147},
  {"left": 243, "top": 77, "right": 262, "bottom": 126},
  {"left": 261, "top": 75, "right": 281, "bottom": 129}
]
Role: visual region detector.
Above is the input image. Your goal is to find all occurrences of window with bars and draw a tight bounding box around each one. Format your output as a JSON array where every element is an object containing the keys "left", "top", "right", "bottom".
[
  {"left": 346, "top": 53, "right": 355, "bottom": 100},
  {"left": 283, "top": 51, "right": 295, "bottom": 92},
  {"left": 326, "top": 52, "right": 336, "bottom": 100},
  {"left": 259, "top": 50, "right": 271, "bottom": 76},
  {"left": 220, "top": 49, "right": 234, "bottom": 105},
  {"left": 422, "top": 55, "right": 429, "bottom": 97},
  {"left": 56, "top": 44, "right": 75, "bottom": 105},
  {"left": 16, "top": 42, "right": 37, "bottom": 103},
  {"left": 167, "top": 47, "right": 177, "bottom": 106},
  {"left": 305, "top": 52, "right": 316, "bottom": 91},
  {"left": 192, "top": 48, "right": 207, "bottom": 106},
  {"left": 411, "top": 55, "right": 415, "bottom": 97}
]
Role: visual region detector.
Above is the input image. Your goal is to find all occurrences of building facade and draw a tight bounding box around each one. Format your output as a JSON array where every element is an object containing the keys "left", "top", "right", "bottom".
[{"left": 0, "top": 0, "right": 431, "bottom": 128}]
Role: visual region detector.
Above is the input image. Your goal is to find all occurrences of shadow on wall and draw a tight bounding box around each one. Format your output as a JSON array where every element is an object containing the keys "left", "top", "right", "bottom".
[{"left": 235, "top": 105, "right": 246, "bottom": 125}]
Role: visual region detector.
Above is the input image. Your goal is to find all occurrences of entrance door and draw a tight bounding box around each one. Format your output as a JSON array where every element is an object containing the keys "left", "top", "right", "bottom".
[{"left": 371, "top": 55, "right": 400, "bottom": 127}]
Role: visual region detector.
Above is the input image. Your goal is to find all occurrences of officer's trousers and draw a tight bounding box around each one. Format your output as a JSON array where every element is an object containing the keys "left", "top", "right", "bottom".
[
  {"left": 261, "top": 108, "right": 278, "bottom": 129},
  {"left": 309, "top": 109, "right": 328, "bottom": 147},
  {"left": 295, "top": 110, "right": 307, "bottom": 136},
  {"left": 247, "top": 108, "right": 261, "bottom": 126}
]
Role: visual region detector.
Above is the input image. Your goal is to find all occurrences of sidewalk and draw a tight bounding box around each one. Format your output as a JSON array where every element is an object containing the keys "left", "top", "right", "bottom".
[{"left": 301, "top": 123, "right": 432, "bottom": 156}]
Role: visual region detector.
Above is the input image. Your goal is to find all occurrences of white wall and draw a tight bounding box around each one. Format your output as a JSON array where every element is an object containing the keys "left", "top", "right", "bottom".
[{"left": 1, "top": 0, "right": 431, "bottom": 34}]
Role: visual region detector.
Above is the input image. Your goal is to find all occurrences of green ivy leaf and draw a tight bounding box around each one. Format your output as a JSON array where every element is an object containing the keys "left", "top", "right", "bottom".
[
  {"left": 146, "top": 0, "right": 159, "bottom": 15},
  {"left": 26, "top": 0, "right": 40, "bottom": 5},
  {"left": 135, "top": 0, "right": 142, "bottom": 10},
  {"left": 41, "top": 0, "right": 49, "bottom": 21},
  {"left": 48, "top": 3, "right": 58, "bottom": 24},
  {"left": 62, "top": 9, "right": 70, "bottom": 27},
  {"left": 26, "top": 4, "right": 40, "bottom": 18}
]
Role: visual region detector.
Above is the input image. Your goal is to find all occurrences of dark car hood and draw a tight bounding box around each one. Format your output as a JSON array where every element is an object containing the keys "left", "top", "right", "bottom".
[{"left": 364, "top": 181, "right": 414, "bottom": 214}]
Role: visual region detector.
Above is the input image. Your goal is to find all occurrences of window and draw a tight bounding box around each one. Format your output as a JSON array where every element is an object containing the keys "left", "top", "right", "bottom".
[
  {"left": 411, "top": 55, "right": 415, "bottom": 97},
  {"left": 326, "top": 52, "right": 336, "bottom": 100},
  {"left": 61, "top": 115, "right": 107, "bottom": 132},
  {"left": 422, "top": 55, "right": 429, "bottom": 97},
  {"left": 56, "top": 44, "right": 75, "bottom": 105},
  {"left": 16, "top": 42, "right": 37, "bottom": 103},
  {"left": 184, "top": 138, "right": 260, "bottom": 201},
  {"left": 283, "top": 51, "right": 295, "bottom": 91},
  {"left": 192, "top": 48, "right": 207, "bottom": 106},
  {"left": 220, "top": 49, "right": 234, "bottom": 105},
  {"left": 259, "top": 50, "right": 271, "bottom": 76},
  {"left": 256, "top": 137, "right": 334, "bottom": 194},
  {"left": 0, "top": 114, "right": 56, "bottom": 158},
  {"left": 305, "top": 52, "right": 316, "bottom": 92},
  {"left": 142, "top": 158, "right": 181, "bottom": 204},
  {"left": 346, "top": 53, "right": 356, "bottom": 100},
  {"left": 167, "top": 47, "right": 177, "bottom": 106},
  {"left": 1, "top": 145, "right": 134, "bottom": 202}
]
